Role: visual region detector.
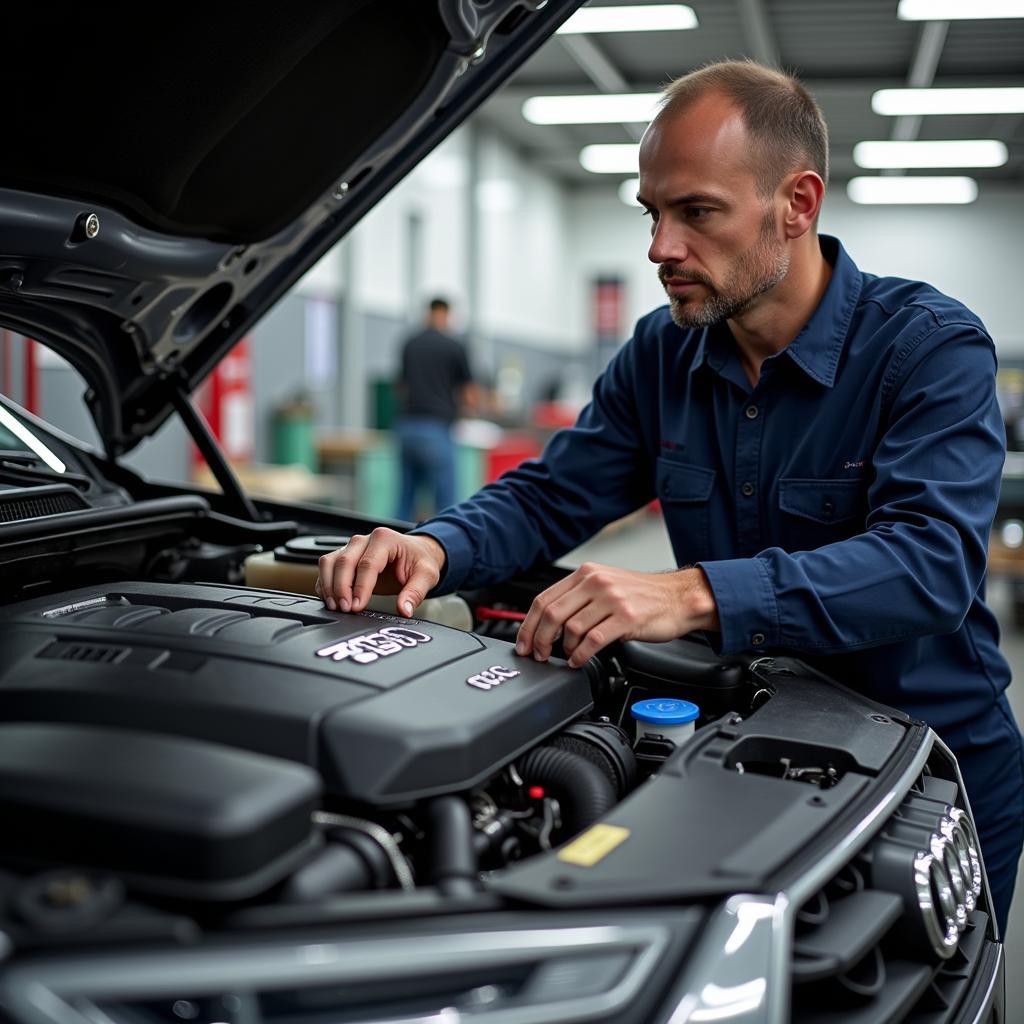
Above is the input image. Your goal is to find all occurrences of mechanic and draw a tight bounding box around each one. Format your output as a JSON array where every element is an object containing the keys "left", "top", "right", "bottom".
[{"left": 318, "top": 60, "right": 1024, "bottom": 932}]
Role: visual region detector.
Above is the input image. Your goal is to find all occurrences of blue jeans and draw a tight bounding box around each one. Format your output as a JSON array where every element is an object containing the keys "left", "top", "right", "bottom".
[{"left": 396, "top": 417, "right": 456, "bottom": 523}]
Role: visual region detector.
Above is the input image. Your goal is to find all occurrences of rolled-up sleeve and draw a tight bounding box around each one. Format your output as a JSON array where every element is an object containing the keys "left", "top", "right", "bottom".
[{"left": 702, "top": 323, "right": 1005, "bottom": 655}]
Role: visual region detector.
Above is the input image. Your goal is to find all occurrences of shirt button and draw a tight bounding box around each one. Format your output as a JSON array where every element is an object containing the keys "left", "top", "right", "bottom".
[
  {"left": 822, "top": 498, "right": 835, "bottom": 517},
  {"left": 745, "top": 405, "right": 759, "bottom": 420},
  {"left": 741, "top": 482, "right": 755, "bottom": 497},
  {"left": 751, "top": 632, "right": 766, "bottom": 646}
]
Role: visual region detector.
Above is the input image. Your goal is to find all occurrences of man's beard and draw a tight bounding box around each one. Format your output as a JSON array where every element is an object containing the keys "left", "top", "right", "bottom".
[{"left": 660, "top": 210, "right": 789, "bottom": 329}]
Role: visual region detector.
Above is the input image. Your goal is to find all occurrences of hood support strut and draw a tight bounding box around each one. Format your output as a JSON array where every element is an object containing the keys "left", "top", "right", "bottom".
[{"left": 169, "top": 382, "right": 260, "bottom": 523}]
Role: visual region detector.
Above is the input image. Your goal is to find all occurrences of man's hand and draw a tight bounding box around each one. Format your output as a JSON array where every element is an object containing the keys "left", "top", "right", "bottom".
[
  {"left": 316, "top": 529, "right": 447, "bottom": 617},
  {"left": 515, "top": 563, "right": 719, "bottom": 668}
]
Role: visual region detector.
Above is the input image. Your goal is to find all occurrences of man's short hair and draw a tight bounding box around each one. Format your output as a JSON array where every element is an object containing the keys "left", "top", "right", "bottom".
[
  {"left": 660, "top": 59, "right": 829, "bottom": 199},
  {"left": 428, "top": 297, "right": 451, "bottom": 313}
]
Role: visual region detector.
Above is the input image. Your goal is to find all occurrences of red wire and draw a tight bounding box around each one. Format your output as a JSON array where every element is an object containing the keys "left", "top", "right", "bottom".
[{"left": 475, "top": 607, "right": 527, "bottom": 622}]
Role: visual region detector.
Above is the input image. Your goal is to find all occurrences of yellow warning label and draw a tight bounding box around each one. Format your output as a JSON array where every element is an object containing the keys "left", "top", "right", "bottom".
[{"left": 556, "top": 824, "right": 631, "bottom": 867}]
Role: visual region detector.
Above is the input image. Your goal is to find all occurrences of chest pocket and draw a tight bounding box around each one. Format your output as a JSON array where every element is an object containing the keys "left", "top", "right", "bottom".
[
  {"left": 656, "top": 457, "right": 716, "bottom": 561},
  {"left": 778, "top": 478, "right": 865, "bottom": 552}
]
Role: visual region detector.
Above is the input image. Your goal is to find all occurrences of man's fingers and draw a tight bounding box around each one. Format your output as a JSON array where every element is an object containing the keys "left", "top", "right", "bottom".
[
  {"left": 530, "top": 588, "right": 591, "bottom": 662},
  {"left": 516, "top": 574, "right": 577, "bottom": 657},
  {"left": 565, "top": 614, "right": 621, "bottom": 668},
  {"left": 561, "top": 603, "right": 611, "bottom": 659},
  {"left": 397, "top": 562, "right": 441, "bottom": 618},
  {"left": 318, "top": 534, "right": 369, "bottom": 611},
  {"left": 350, "top": 530, "right": 397, "bottom": 611}
]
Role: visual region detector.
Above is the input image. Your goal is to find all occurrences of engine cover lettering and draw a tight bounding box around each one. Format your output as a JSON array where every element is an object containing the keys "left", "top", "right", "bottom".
[
  {"left": 466, "top": 665, "right": 521, "bottom": 690},
  {"left": 316, "top": 626, "right": 432, "bottom": 665}
]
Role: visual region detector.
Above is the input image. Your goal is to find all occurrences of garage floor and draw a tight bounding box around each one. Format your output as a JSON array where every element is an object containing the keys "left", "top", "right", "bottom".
[{"left": 561, "top": 509, "right": 1024, "bottom": 1018}]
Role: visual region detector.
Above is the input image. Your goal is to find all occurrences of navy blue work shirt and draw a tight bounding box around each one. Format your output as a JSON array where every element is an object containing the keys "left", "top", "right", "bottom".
[{"left": 415, "top": 236, "right": 1011, "bottom": 741}]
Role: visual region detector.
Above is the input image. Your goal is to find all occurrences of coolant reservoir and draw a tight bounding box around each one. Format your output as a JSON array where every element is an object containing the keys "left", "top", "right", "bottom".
[
  {"left": 243, "top": 536, "right": 473, "bottom": 630},
  {"left": 630, "top": 698, "right": 700, "bottom": 745}
]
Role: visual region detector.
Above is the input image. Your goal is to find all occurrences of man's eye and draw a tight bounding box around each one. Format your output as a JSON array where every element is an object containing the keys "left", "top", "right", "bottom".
[{"left": 687, "top": 206, "right": 713, "bottom": 220}]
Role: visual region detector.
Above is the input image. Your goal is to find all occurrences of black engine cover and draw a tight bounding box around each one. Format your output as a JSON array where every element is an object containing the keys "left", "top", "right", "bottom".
[{"left": 0, "top": 583, "right": 593, "bottom": 805}]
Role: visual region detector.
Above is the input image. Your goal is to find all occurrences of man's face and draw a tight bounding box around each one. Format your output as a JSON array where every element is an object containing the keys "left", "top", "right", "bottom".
[{"left": 638, "top": 92, "right": 790, "bottom": 329}]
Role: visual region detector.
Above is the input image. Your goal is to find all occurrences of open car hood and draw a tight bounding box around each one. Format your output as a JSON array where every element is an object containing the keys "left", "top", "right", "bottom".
[{"left": 0, "top": 1, "right": 578, "bottom": 455}]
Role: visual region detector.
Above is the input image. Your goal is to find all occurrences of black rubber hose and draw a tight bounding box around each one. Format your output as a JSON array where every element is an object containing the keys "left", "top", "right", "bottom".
[
  {"left": 518, "top": 744, "right": 618, "bottom": 835},
  {"left": 428, "top": 795, "right": 479, "bottom": 897},
  {"left": 279, "top": 843, "right": 373, "bottom": 902}
]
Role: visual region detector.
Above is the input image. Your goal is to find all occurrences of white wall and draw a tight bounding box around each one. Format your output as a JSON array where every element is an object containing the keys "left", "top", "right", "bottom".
[
  {"left": 349, "top": 131, "right": 471, "bottom": 321},
  {"left": 296, "top": 126, "right": 585, "bottom": 354},
  {"left": 294, "top": 130, "right": 471, "bottom": 318},
  {"left": 566, "top": 182, "right": 1024, "bottom": 354},
  {"left": 567, "top": 189, "right": 666, "bottom": 343},
  {"left": 819, "top": 185, "right": 1024, "bottom": 354},
  {"left": 476, "top": 133, "right": 580, "bottom": 351}
]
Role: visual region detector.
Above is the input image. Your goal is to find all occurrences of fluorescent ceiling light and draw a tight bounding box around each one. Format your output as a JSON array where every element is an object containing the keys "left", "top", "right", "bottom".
[
  {"left": 523, "top": 93, "right": 662, "bottom": 125},
  {"left": 898, "top": 0, "right": 1024, "bottom": 18},
  {"left": 853, "top": 139, "right": 1007, "bottom": 168},
  {"left": 558, "top": 4, "right": 698, "bottom": 34},
  {"left": 580, "top": 143, "right": 641, "bottom": 173},
  {"left": 872, "top": 87, "right": 1024, "bottom": 116},
  {"left": 847, "top": 176, "right": 978, "bottom": 204},
  {"left": 618, "top": 178, "right": 642, "bottom": 206}
]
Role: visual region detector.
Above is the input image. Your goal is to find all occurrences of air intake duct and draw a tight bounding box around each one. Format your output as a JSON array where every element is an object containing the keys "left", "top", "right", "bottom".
[{"left": 518, "top": 721, "right": 636, "bottom": 835}]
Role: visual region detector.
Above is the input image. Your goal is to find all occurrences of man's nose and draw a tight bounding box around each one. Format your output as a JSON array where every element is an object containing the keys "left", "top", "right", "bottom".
[{"left": 647, "top": 220, "right": 688, "bottom": 266}]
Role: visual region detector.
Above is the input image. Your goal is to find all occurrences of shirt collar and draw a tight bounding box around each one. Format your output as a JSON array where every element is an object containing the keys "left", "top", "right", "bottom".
[
  {"left": 782, "top": 235, "right": 862, "bottom": 389},
  {"left": 689, "top": 235, "right": 863, "bottom": 390}
]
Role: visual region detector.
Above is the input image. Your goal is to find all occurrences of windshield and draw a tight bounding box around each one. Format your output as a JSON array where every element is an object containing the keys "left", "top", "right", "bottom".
[
  {"left": 0, "top": 419, "right": 29, "bottom": 453},
  {"left": 0, "top": 398, "right": 67, "bottom": 473}
]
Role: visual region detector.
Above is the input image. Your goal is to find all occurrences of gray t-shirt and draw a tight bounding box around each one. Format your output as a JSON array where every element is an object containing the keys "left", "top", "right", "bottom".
[{"left": 399, "top": 327, "right": 471, "bottom": 424}]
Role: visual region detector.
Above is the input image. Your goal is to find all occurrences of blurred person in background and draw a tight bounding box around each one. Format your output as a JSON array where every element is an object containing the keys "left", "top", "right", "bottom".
[
  {"left": 394, "top": 297, "right": 479, "bottom": 522},
  {"left": 321, "top": 61, "right": 1023, "bottom": 933}
]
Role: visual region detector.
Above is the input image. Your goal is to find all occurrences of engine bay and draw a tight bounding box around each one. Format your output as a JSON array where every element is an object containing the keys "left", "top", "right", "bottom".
[
  {"left": 0, "top": 560, "right": 915, "bottom": 944},
  {"left": 0, "top": 463, "right": 928, "bottom": 959}
]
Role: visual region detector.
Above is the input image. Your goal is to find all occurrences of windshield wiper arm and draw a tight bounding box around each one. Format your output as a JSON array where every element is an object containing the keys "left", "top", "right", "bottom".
[{"left": 0, "top": 454, "right": 92, "bottom": 491}]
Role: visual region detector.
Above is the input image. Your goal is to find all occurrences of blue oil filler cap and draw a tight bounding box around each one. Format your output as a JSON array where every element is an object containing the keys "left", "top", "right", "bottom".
[{"left": 630, "top": 698, "right": 700, "bottom": 726}]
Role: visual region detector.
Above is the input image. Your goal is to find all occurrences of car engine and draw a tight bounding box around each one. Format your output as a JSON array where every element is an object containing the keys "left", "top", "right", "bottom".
[{"left": 0, "top": 581, "right": 642, "bottom": 905}]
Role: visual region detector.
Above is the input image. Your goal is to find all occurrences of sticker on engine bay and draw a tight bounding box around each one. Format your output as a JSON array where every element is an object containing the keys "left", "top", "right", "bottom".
[
  {"left": 557, "top": 824, "right": 631, "bottom": 867},
  {"left": 316, "top": 626, "right": 432, "bottom": 665}
]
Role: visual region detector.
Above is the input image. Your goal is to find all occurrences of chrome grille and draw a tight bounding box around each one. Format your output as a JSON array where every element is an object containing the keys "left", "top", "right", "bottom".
[{"left": 790, "top": 746, "right": 994, "bottom": 1024}]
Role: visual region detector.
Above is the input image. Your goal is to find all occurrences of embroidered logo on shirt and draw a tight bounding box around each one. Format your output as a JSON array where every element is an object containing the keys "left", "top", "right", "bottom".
[{"left": 843, "top": 459, "right": 865, "bottom": 470}]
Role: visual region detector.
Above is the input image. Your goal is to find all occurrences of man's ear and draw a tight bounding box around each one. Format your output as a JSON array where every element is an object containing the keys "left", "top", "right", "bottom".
[{"left": 780, "top": 170, "right": 825, "bottom": 239}]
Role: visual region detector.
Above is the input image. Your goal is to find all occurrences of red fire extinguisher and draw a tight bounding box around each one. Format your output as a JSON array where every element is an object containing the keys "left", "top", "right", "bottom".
[{"left": 192, "top": 337, "right": 254, "bottom": 468}]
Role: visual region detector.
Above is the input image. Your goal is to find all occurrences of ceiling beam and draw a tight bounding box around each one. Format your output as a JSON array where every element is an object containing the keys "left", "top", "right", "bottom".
[
  {"left": 558, "top": 33, "right": 644, "bottom": 141},
  {"left": 890, "top": 20, "right": 949, "bottom": 142},
  {"left": 736, "top": 0, "right": 780, "bottom": 67}
]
